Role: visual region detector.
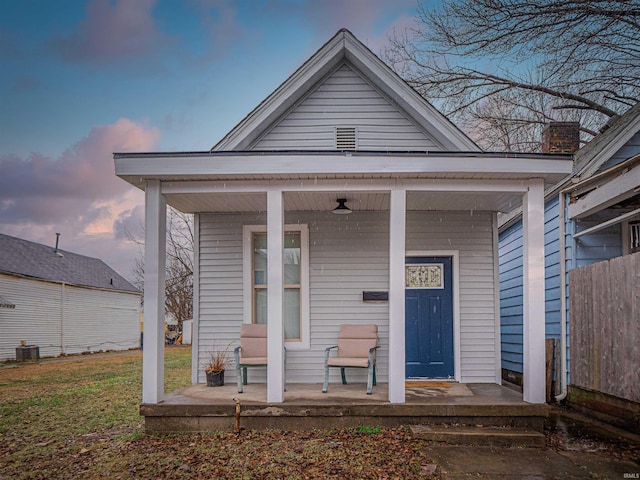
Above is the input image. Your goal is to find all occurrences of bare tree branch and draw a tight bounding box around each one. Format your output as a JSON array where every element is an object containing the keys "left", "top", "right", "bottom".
[
  {"left": 128, "top": 207, "right": 194, "bottom": 332},
  {"left": 385, "top": 0, "right": 639, "bottom": 151}
]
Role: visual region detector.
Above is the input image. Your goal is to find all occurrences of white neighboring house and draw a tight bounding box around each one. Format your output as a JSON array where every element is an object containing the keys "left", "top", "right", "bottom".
[
  {"left": 115, "top": 29, "right": 573, "bottom": 405},
  {"left": 0, "top": 233, "right": 140, "bottom": 361}
]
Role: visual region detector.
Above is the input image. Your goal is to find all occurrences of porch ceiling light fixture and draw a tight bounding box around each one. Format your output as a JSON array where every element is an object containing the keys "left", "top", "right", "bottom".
[{"left": 332, "top": 198, "right": 352, "bottom": 215}]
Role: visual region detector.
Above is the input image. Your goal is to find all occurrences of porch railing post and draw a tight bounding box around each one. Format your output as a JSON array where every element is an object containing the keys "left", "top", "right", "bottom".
[
  {"left": 389, "top": 188, "right": 406, "bottom": 403},
  {"left": 142, "top": 179, "right": 166, "bottom": 404},
  {"left": 267, "top": 189, "right": 285, "bottom": 402},
  {"left": 522, "top": 179, "right": 546, "bottom": 404}
]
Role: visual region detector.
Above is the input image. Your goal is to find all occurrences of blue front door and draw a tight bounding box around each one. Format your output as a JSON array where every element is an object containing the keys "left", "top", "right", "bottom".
[{"left": 405, "top": 256, "right": 454, "bottom": 378}]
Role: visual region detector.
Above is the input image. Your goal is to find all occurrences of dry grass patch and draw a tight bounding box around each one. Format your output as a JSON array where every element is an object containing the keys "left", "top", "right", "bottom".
[{"left": 0, "top": 346, "right": 438, "bottom": 479}]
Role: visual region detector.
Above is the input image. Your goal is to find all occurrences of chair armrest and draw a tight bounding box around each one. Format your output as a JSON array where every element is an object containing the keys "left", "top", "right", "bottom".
[
  {"left": 368, "top": 345, "right": 379, "bottom": 364},
  {"left": 324, "top": 345, "right": 338, "bottom": 363}
]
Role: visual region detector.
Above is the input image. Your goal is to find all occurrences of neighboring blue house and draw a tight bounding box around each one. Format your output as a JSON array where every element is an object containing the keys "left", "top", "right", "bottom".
[{"left": 498, "top": 103, "right": 640, "bottom": 399}]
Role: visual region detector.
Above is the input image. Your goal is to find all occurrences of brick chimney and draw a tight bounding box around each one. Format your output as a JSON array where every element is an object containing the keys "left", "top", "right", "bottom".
[{"left": 541, "top": 122, "right": 580, "bottom": 153}]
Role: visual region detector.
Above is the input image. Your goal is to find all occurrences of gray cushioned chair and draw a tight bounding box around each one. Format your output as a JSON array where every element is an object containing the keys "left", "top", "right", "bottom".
[{"left": 322, "top": 324, "right": 379, "bottom": 395}]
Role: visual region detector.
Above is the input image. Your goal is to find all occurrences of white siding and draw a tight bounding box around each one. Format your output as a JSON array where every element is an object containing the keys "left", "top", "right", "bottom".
[
  {"left": 198, "top": 211, "right": 389, "bottom": 384},
  {"left": 198, "top": 215, "right": 245, "bottom": 379},
  {"left": 252, "top": 64, "right": 440, "bottom": 151},
  {"left": 198, "top": 210, "right": 498, "bottom": 384},
  {"left": 62, "top": 285, "right": 140, "bottom": 355},
  {"left": 0, "top": 273, "right": 140, "bottom": 361},
  {"left": 1, "top": 274, "right": 62, "bottom": 360}
]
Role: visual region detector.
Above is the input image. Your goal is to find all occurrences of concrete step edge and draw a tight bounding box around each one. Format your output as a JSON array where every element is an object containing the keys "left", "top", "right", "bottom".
[{"left": 410, "top": 425, "right": 546, "bottom": 447}]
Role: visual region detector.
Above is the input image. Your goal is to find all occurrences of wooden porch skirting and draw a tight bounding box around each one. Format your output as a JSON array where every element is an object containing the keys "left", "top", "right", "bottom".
[{"left": 141, "top": 383, "right": 549, "bottom": 433}]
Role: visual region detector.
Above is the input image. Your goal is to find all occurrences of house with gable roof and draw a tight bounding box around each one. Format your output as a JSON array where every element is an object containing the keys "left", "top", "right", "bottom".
[
  {"left": 115, "top": 29, "right": 572, "bottom": 409},
  {"left": 0, "top": 233, "right": 140, "bottom": 360}
]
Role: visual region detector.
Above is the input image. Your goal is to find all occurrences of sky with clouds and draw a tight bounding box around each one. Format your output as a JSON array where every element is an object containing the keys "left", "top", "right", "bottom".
[{"left": 0, "top": 0, "right": 420, "bottom": 280}]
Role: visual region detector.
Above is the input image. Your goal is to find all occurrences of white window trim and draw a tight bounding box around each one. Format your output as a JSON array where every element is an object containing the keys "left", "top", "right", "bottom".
[{"left": 243, "top": 224, "right": 310, "bottom": 350}]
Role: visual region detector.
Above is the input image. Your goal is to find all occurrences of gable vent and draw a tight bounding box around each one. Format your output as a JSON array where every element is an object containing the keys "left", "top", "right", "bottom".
[{"left": 336, "top": 127, "right": 357, "bottom": 150}]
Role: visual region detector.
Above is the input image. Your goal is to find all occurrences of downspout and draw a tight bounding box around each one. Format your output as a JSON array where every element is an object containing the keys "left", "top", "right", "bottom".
[
  {"left": 555, "top": 192, "right": 568, "bottom": 401},
  {"left": 60, "top": 282, "right": 66, "bottom": 355}
]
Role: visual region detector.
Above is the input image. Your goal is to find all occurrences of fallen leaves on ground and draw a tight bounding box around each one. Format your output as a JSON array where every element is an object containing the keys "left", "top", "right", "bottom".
[{"left": 0, "top": 348, "right": 437, "bottom": 479}]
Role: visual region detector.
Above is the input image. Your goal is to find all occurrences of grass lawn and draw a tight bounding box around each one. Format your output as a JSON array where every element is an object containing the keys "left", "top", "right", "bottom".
[{"left": 0, "top": 346, "right": 437, "bottom": 479}]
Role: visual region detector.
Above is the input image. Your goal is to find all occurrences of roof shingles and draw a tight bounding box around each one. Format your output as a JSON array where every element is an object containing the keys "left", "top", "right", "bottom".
[{"left": 0, "top": 233, "right": 138, "bottom": 293}]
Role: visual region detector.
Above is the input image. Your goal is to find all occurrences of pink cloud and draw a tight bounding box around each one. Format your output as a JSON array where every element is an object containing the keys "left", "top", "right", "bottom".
[
  {"left": 0, "top": 119, "right": 159, "bottom": 278},
  {"left": 1, "top": 118, "right": 159, "bottom": 208},
  {"left": 49, "top": 0, "right": 171, "bottom": 64}
]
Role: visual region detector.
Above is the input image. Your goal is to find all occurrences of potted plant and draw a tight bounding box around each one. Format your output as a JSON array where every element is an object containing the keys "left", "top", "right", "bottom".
[{"left": 205, "top": 346, "right": 229, "bottom": 387}]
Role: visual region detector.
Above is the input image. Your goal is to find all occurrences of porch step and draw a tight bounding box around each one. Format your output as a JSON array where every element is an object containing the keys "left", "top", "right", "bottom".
[{"left": 410, "top": 424, "right": 546, "bottom": 447}]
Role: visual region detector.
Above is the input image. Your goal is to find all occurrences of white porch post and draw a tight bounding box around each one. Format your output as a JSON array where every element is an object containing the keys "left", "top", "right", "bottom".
[
  {"left": 267, "top": 189, "right": 285, "bottom": 402},
  {"left": 522, "top": 179, "right": 546, "bottom": 404},
  {"left": 142, "top": 179, "right": 166, "bottom": 404},
  {"left": 388, "top": 188, "right": 406, "bottom": 403}
]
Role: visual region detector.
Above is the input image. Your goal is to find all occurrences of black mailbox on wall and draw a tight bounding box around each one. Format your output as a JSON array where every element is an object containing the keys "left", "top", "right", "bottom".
[{"left": 362, "top": 291, "right": 388, "bottom": 302}]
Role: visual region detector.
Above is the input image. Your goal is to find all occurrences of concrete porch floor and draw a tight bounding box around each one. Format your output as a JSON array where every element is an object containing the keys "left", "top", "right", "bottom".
[{"left": 141, "top": 382, "right": 549, "bottom": 433}]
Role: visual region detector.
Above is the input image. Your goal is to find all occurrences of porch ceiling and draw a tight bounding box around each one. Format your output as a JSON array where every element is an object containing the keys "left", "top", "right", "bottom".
[{"left": 165, "top": 190, "right": 524, "bottom": 214}]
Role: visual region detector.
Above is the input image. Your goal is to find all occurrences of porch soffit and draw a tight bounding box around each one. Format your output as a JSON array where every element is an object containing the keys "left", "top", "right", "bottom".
[
  {"left": 115, "top": 151, "right": 572, "bottom": 214},
  {"left": 164, "top": 190, "right": 526, "bottom": 214}
]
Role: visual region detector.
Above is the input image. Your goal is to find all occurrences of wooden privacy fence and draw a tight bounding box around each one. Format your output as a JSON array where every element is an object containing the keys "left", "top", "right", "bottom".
[{"left": 569, "top": 252, "right": 640, "bottom": 403}]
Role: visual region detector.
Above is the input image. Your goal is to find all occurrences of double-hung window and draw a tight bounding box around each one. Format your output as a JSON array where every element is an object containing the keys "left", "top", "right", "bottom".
[{"left": 243, "top": 224, "right": 309, "bottom": 349}]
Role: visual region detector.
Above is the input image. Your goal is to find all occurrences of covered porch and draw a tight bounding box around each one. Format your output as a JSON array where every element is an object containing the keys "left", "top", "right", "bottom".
[
  {"left": 141, "top": 381, "right": 548, "bottom": 433},
  {"left": 115, "top": 150, "right": 573, "bottom": 412}
]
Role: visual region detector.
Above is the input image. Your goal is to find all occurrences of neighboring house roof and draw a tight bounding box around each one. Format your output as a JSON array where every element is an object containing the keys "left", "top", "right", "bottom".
[
  {"left": 212, "top": 28, "right": 479, "bottom": 153},
  {"left": 573, "top": 102, "right": 640, "bottom": 179},
  {"left": 499, "top": 102, "right": 640, "bottom": 229},
  {"left": 564, "top": 152, "right": 640, "bottom": 221},
  {"left": 0, "top": 233, "right": 138, "bottom": 293}
]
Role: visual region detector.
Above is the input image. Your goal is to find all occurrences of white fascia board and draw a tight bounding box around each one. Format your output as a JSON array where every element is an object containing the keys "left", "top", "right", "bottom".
[
  {"left": 162, "top": 178, "right": 531, "bottom": 194},
  {"left": 213, "top": 29, "right": 478, "bottom": 153},
  {"left": 343, "top": 36, "right": 478, "bottom": 152},
  {"left": 116, "top": 153, "right": 572, "bottom": 180},
  {"left": 213, "top": 35, "right": 345, "bottom": 151},
  {"left": 568, "top": 164, "right": 640, "bottom": 219}
]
